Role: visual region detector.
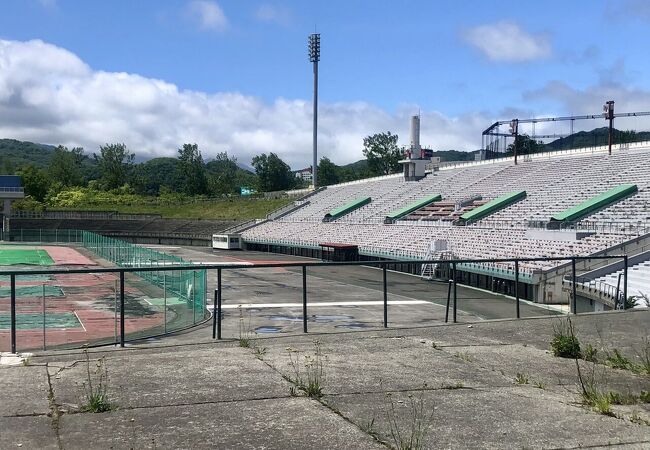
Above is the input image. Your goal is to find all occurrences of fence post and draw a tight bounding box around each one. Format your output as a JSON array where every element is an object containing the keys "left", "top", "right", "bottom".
[
  {"left": 42, "top": 284, "right": 46, "bottom": 351},
  {"left": 192, "top": 270, "right": 197, "bottom": 324},
  {"left": 10, "top": 274, "right": 16, "bottom": 353},
  {"left": 383, "top": 264, "right": 388, "bottom": 328},
  {"left": 120, "top": 270, "right": 125, "bottom": 347},
  {"left": 445, "top": 279, "right": 452, "bottom": 323},
  {"left": 514, "top": 260, "right": 520, "bottom": 319},
  {"left": 302, "top": 265, "right": 308, "bottom": 333},
  {"left": 212, "top": 288, "right": 218, "bottom": 339},
  {"left": 571, "top": 258, "right": 577, "bottom": 314},
  {"left": 452, "top": 262, "right": 458, "bottom": 323},
  {"left": 163, "top": 274, "right": 167, "bottom": 334},
  {"left": 217, "top": 268, "right": 222, "bottom": 340},
  {"left": 623, "top": 255, "right": 628, "bottom": 310}
]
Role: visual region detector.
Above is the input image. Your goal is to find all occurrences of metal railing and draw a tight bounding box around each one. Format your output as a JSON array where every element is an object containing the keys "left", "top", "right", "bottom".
[
  {"left": 0, "top": 254, "right": 629, "bottom": 353},
  {"left": 0, "top": 187, "right": 24, "bottom": 193}
]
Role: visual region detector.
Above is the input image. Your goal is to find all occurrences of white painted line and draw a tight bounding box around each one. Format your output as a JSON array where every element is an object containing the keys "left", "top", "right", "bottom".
[
  {"left": 73, "top": 311, "right": 87, "bottom": 331},
  {"left": 207, "top": 300, "right": 430, "bottom": 310},
  {"left": 120, "top": 261, "right": 254, "bottom": 267},
  {"left": 142, "top": 245, "right": 181, "bottom": 249}
]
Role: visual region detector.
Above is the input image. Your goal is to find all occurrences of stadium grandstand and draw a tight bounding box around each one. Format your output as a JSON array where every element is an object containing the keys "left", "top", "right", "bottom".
[{"left": 238, "top": 128, "right": 650, "bottom": 312}]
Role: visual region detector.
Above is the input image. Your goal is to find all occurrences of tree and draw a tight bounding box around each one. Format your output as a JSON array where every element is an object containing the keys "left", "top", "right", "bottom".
[
  {"left": 318, "top": 157, "right": 340, "bottom": 186},
  {"left": 49, "top": 146, "right": 85, "bottom": 187},
  {"left": 131, "top": 158, "right": 182, "bottom": 195},
  {"left": 362, "top": 132, "right": 402, "bottom": 176},
  {"left": 251, "top": 153, "right": 295, "bottom": 192},
  {"left": 177, "top": 143, "right": 208, "bottom": 195},
  {"left": 94, "top": 143, "right": 134, "bottom": 190},
  {"left": 17, "top": 165, "right": 50, "bottom": 202},
  {"left": 507, "top": 134, "right": 544, "bottom": 156},
  {"left": 206, "top": 152, "right": 239, "bottom": 195}
]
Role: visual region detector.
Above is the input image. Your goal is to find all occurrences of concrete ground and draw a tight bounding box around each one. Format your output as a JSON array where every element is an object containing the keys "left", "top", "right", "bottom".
[
  {"left": 146, "top": 247, "right": 560, "bottom": 344},
  {"left": 1, "top": 309, "right": 648, "bottom": 449}
]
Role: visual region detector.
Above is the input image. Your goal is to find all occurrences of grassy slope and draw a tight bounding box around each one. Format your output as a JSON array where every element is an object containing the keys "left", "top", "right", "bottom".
[{"left": 57, "top": 197, "right": 293, "bottom": 220}]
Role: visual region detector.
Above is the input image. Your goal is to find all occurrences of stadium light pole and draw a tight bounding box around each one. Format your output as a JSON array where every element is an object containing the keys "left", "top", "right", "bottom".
[
  {"left": 510, "top": 119, "right": 519, "bottom": 165},
  {"left": 604, "top": 100, "right": 614, "bottom": 155},
  {"left": 308, "top": 33, "right": 320, "bottom": 189}
]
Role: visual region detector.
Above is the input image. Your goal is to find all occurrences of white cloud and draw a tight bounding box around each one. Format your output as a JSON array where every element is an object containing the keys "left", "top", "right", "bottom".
[
  {"left": 186, "top": 0, "right": 228, "bottom": 32},
  {"left": 463, "top": 21, "right": 552, "bottom": 62},
  {"left": 0, "top": 39, "right": 493, "bottom": 169},
  {"left": 255, "top": 4, "right": 292, "bottom": 26}
]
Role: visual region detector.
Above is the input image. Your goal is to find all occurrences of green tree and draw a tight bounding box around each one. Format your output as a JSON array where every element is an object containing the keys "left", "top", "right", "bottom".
[
  {"left": 318, "top": 157, "right": 341, "bottom": 186},
  {"left": 206, "top": 152, "right": 239, "bottom": 195},
  {"left": 49, "top": 145, "right": 85, "bottom": 187},
  {"left": 251, "top": 152, "right": 295, "bottom": 192},
  {"left": 507, "top": 134, "right": 545, "bottom": 156},
  {"left": 94, "top": 143, "right": 134, "bottom": 190},
  {"left": 131, "top": 158, "right": 182, "bottom": 195},
  {"left": 177, "top": 143, "right": 208, "bottom": 195},
  {"left": 17, "top": 165, "right": 50, "bottom": 202},
  {"left": 362, "top": 132, "right": 402, "bottom": 176}
]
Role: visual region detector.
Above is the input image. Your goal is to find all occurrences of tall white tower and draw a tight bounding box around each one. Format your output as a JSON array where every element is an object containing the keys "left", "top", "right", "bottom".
[{"left": 410, "top": 115, "right": 421, "bottom": 154}]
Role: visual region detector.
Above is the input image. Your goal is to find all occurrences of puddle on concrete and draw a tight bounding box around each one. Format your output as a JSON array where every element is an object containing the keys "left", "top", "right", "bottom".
[
  {"left": 334, "top": 322, "right": 370, "bottom": 330},
  {"left": 268, "top": 315, "right": 302, "bottom": 322},
  {"left": 312, "top": 314, "right": 354, "bottom": 323},
  {"left": 255, "top": 326, "right": 282, "bottom": 333}
]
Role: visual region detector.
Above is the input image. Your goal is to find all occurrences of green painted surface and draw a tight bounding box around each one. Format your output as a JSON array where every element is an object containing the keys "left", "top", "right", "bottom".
[
  {"left": 0, "top": 285, "right": 65, "bottom": 298},
  {"left": 551, "top": 184, "right": 638, "bottom": 222},
  {"left": 386, "top": 194, "right": 442, "bottom": 220},
  {"left": 324, "top": 196, "right": 372, "bottom": 220},
  {"left": 0, "top": 248, "right": 54, "bottom": 266},
  {"left": 460, "top": 191, "right": 527, "bottom": 222},
  {"left": 0, "top": 312, "right": 80, "bottom": 330},
  {"left": 147, "top": 297, "right": 185, "bottom": 306}
]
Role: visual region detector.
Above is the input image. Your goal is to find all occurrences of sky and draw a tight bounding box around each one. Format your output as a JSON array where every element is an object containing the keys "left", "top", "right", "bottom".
[{"left": 1, "top": 0, "right": 650, "bottom": 168}]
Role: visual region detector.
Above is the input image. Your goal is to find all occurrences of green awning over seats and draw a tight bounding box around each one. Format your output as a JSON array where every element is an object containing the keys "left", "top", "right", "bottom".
[
  {"left": 460, "top": 190, "right": 527, "bottom": 223},
  {"left": 385, "top": 194, "right": 442, "bottom": 221},
  {"left": 551, "top": 184, "right": 638, "bottom": 222},
  {"left": 323, "top": 197, "right": 372, "bottom": 221}
]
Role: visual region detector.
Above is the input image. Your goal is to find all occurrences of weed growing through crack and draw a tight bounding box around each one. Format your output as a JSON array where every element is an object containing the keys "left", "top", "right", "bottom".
[
  {"left": 79, "top": 349, "right": 112, "bottom": 413},
  {"left": 533, "top": 380, "right": 546, "bottom": 390},
  {"left": 514, "top": 373, "right": 529, "bottom": 385},
  {"left": 361, "top": 416, "right": 380, "bottom": 440},
  {"left": 384, "top": 385, "right": 434, "bottom": 450},
  {"left": 583, "top": 343, "right": 598, "bottom": 363},
  {"left": 287, "top": 341, "right": 326, "bottom": 398},
  {"left": 550, "top": 317, "right": 581, "bottom": 359},
  {"left": 634, "top": 337, "right": 650, "bottom": 376},
  {"left": 237, "top": 306, "right": 255, "bottom": 348},
  {"left": 605, "top": 348, "right": 634, "bottom": 370}
]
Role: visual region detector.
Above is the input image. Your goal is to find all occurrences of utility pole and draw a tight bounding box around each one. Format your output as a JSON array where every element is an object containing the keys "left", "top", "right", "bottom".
[
  {"left": 510, "top": 119, "right": 519, "bottom": 165},
  {"left": 308, "top": 33, "right": 320, "bottom": 189},
  {"left": 604, "top": 100, "right": 614, "bottom": 155}
]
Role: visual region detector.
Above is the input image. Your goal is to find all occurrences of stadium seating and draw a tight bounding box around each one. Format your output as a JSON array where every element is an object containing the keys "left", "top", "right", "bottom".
[{"left": 243, "top": 145, "right": 650, "bottom": 274}]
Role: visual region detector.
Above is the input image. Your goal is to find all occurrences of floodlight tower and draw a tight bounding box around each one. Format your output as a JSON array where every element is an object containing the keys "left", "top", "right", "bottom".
[
  {"left": 604, "top": 100, "right": 614, "bottom": 155},
  {"left": 308, "top": 33, "right": 320, "bottom": 188}
]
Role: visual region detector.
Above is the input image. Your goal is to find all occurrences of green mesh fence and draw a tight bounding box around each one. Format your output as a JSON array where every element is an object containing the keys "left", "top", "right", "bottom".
[{"left": 79, "top": 231, "right": 207, "bottom": 320}]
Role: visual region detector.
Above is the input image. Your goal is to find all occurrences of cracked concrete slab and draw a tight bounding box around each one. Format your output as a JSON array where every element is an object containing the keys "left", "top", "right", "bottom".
[
  {"left": 0, "top": 416, "right": 59, "bottom": 449},
  {"left": 50, "top": 347, "right": 292, "bottom": 411},
  {"left": 451, "top": 343, "right": 650, "bottom": 395},
  {"left": 261, "top": 336, "right": 512, "bottom": 395},
  {"left": 326, "top": 386, "right": 650, "bottom": 450},
  {"left": 0, "top": 365, "right": 51, "bottom": 417},
  {"left": 58, "top": 397, "right": 384, "bottom": 450}
]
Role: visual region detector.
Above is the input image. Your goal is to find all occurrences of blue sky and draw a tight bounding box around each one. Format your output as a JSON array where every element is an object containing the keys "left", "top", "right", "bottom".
[{"left": 1, "top": 0, "right": 649, "bottom": 167}]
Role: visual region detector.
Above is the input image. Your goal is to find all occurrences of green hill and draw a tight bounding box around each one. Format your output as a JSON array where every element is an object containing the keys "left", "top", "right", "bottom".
[{"left": 0, "top": 139, "right": 55, "bottom": 172}]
